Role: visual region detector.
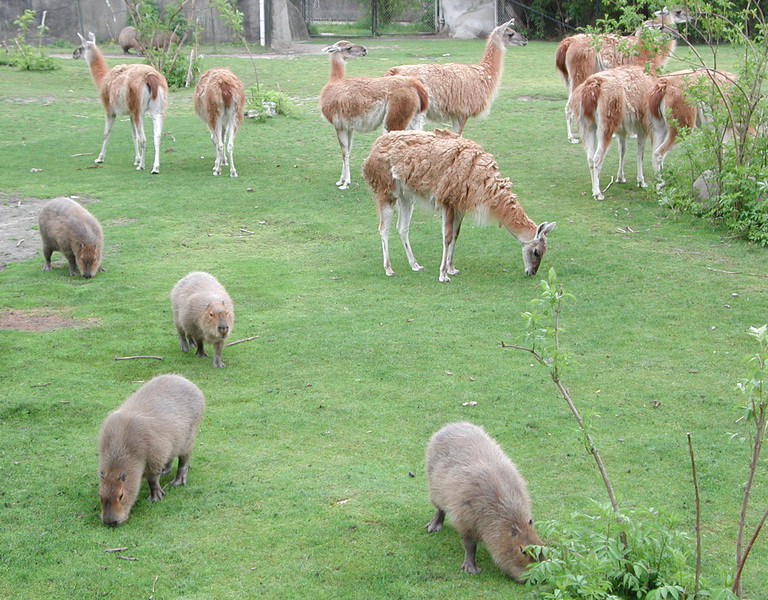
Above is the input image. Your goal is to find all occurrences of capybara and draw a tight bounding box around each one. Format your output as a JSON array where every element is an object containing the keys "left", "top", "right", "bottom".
[
  {"left": 171, "top": 271, "right": 234, "bottom": 368},
  {"left": 424, "top": 421, "right": 543, "bottom": 581},
  {"left": 38, "top": 197, "right": 103, "bottom": 278},
  {"left": 98, "top": 374, "right": 205, "bottom": 526},
  {"left": 118, "top": 26, "right": 138, "bottom": 54},
  {"left": 118, "top": 26, "right": 180, "bottom": 54}
]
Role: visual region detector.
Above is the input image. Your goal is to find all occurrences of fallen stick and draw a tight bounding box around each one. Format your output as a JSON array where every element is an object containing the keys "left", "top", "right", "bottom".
[
  {"left": 104, "top": 547, "right": 128, "bottom": 553},
  {"left": 116, "top": 555, "right": 138, "bottom": 561},
  {"left": 114, "top": 355, "right": 163, "bottom": 361},
  {"left": 225, "top": 335, "right": 259, "bottom": 347}
]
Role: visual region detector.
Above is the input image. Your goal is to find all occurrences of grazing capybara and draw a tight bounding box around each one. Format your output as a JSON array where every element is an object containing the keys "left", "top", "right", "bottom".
[
  {"left": 118, "top": 26, "right": 139, "bottom": 54},
  {"left": 425, "top": 421, "right": 543, "bottom": 581},
  {"left": 118, "top": 26, "right": 180, "bottom": 54},
  {"left": 38, "top": 197, "right": 103, "bottom": 278},
  {"left": 171, "top": 271, "right": 234, "bottom": 368},
  {"left": 98, "top": 374, "right": 205, "bottom": 526}
]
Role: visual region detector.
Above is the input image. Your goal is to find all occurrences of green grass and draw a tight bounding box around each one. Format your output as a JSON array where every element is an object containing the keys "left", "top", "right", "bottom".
[{"left": 0, "top": 40, "right": 766, "bottom": 599}]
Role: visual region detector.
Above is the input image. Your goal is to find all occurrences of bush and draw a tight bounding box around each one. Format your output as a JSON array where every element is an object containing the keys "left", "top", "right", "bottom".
[
  {"left": 245, "top": 88, "right": 294, "bottom": 122},
  {"left": 7, "top": 9, "right": 58, "bottom": 72}
]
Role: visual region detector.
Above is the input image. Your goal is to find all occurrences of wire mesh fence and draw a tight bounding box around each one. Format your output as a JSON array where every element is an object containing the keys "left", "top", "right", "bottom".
[{"left": 303, "top": 0, "right": 438, "bottom": 37}]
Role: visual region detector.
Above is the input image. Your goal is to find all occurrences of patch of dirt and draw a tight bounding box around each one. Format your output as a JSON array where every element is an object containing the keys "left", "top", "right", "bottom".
[
  {"left": 0, "top": 193, "right": 98, "bottom": 271},
  {"left": 0, "top": 308, "right": 98, "bottom": 332}
]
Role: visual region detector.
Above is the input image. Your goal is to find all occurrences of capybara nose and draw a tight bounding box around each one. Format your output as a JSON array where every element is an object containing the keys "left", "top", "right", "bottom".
[
  {"left": 525, "top": 268, "right": 536, "bottom": 276},
  {"left": 83, "top": 273, "right": 93, "bottom": 279},
  {"left": 218, "top": 326, "right": 229, "bottom": 335}
]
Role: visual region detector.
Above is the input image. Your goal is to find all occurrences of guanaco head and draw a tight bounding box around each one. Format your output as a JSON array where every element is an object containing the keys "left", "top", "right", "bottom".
[
  {"left": 521, "top": 221, "right": 556, "bottom": 276},
  {"left": 72, "top": 31, "right": 96, "bottom": 60},
  {"left": 321, "top": 40, "right": 368, "bottom": 60},
  {"left": 99, "top": 470, "right": 136, "bottom": 526},
  {"left": 495, "top": 19, "right": 528, "bottom": 47},
  {"left": 636, "top": 7, "right": 690, "bottom": 35}
]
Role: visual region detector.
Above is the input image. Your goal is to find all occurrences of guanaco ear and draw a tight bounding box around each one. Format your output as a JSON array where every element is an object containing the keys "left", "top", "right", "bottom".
[
  {"left": 322, "top": 44, "right": 341, "bottom": 54},
  {"left": 77, "top": 32, "right": 86, "bottom": 44},
  {"left": 88, "top": 31, "right": 96, "bottom": 43},
  {"left": 535, "top": 221, "right": 556, "bottom": 239}
]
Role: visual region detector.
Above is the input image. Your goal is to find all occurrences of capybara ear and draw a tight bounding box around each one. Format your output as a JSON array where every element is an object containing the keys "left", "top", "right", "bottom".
[
  {"left": 99, "top": 471, "right": 105, "bottom": 479},
  {"left": 118, "top": 472, "right": 126, "bottom": 482}
]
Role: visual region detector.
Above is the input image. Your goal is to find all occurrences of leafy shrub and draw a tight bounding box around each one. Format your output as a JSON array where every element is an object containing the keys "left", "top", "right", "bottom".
[
  {"left": 7, "top": 9, "right": 58, "bottom": 72},
  {"left": 159, "top": 53, "right": 202, "bottom": 88},
  {"left": 245, "top": 88, "right": 294, "bottom": 122}
]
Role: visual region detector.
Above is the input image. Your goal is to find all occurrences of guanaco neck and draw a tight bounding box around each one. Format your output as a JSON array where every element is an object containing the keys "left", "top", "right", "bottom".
[
  {"left": 490, "top": 190, "right": 538, "bottom": 244},
  {"left": 85, "top": 44, "right": 109, "bottom": 88},
  {"left": 478, "top": 32, "right": 506, "bottom": 82},
  {"left": 328, "top": 53, "right": 347, "bottom": 82}
]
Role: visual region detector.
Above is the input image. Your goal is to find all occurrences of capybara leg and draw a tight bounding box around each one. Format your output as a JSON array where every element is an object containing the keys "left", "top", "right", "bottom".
[
  {"left": 42, "top": 245, "right": 52, "bottom": 271},
  {"left": 66, "top": 255, "right": 78, "bottom": 276},
  {"left": 147, "top": 473, "right": 165, "bottom": 502},
  {"left": 194, "top": 339, "right": 208, "bottom": 359},
  {"left": 178, "top": 331, "right": 190, "bottom": 353},
  {"left": 161, "top": 459, "right": 173, "bottom": 476},
  {"left": 460, "top": 536, "right": 482, "bottom": 574},
  {"left": 170, "top": 454, "right": 189, "bottom": 487},
  {"left": 425, "top": 509, "right": 445, "bottom": 533},
  {"left": 212, "top": 341, "right": 225, "bottom": 368}
]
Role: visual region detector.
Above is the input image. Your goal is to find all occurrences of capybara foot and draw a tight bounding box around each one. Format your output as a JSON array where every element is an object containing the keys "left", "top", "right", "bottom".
[
  {"left": 149, "top": 486, "right": 165, "bottom": 502},
  {"left": 170, "top": 473, "right": 187, "bottom": 487},
  {"left": 161, "top": 460, "right": 173, "bottom": 476},
  {"left": 42, "top": 262, "right": 52, "bottom": 272},
  {"left": 425, "top": 510, "right": 445, "bottom": 533},
  {"left": 461, "top": 560, "right": 482, "bottom": 575}
]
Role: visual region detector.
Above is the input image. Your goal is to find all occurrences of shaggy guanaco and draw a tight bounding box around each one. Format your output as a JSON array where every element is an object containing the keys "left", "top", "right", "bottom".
[
  {"left": 194, "top": 67, "right": 246, "bottom": 177},
  {"left": 73, "top": 32, "right": 168, "bottom": 174},
  {"left": 555, "top": 7, "right": 689, "bottom": 143},
  {"left": 318, "top": 40, "right": 428, "bottom": 190},
  {"left": 362, "top": 129, "right": 556, "bottom": 282},
  {"left": 384, "top": 20, "right": 528, "bottom": 135}
]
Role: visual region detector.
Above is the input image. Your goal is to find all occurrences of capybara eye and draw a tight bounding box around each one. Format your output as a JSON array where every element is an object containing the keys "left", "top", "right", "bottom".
[{"left": 529, "top": 519, "right": 534, "bottom": 526}]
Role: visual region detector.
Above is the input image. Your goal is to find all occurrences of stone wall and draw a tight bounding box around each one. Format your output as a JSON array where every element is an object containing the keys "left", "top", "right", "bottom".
[{"left": 0, "top": 0, "right": 307, "bottom": 48}]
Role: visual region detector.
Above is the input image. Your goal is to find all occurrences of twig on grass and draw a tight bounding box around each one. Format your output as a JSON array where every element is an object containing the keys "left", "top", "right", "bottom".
[
  {"left": 30, "top": 382, "right": 51, "bottom": 388},
  {"left": 104, "top": 547, "right": 128, "bottom": 553},
  {"left": 70, "top": 152, "right": 94, "bottom": 157},
  {"left": 225, "top": 335, "right": 259, "bottom": 347},
  {"left": 706, "top": 267, "right": 768, "bottom": 278},
  {"left": 116, "top": 555, "right": 138, "bottom": 561},
  {"left": 114, "top": 355, "right": 163, "bottom": 361}
]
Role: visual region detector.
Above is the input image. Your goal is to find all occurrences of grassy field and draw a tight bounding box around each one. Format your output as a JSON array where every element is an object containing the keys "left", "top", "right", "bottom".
[{"left": 0, "top": 38, "right": 766, "bottom": 599}]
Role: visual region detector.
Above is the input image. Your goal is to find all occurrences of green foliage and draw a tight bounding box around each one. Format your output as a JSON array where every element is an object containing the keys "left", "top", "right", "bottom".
[
  {"left": 245, "top": 87, "right": 294, "bottom": 122},
  {"left": 523, "top": 504, "right": 729, "bottom": 600},
  {"left": 655, "top": 2, "right": 768, "bottom": 246},
  {"left": 6, "top": 9, "right": 58, "bottom": 71},
  {"left": 161, "top": 53, "right": 202, "bottom": 88}
]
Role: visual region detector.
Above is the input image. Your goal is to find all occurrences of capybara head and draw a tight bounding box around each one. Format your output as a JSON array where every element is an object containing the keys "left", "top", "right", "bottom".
[
  {"left": 76, "top": 241, "right": 102, "bottom": 279},
  {"left": 205, "top": 301, "right": 232, "bottom": 338},
  {"left": 498, "top": 519, "right": 545, "bottom": 581},
  {"left": 99, "top": 470, "right": 137, "bottom": 526},
  {"left": 521, "top": 221, "right": 556, "bottom": 276}
]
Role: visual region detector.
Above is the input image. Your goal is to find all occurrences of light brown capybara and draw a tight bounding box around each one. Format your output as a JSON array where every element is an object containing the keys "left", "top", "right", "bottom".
[
  {"left": 425, "top": 421, "right": 544, "bottom": 581},
  {"left": 118, "top": 26, "right": 180, "bottom": 54},
  {"left": 98, "top": 374, "right": 205, "bottom": 526},
  {"left": 38, "top": 197, "right": 103, "bottom": 278},
  {"left": 171, "top": 271, "right": 234, "bottom": 368}
]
